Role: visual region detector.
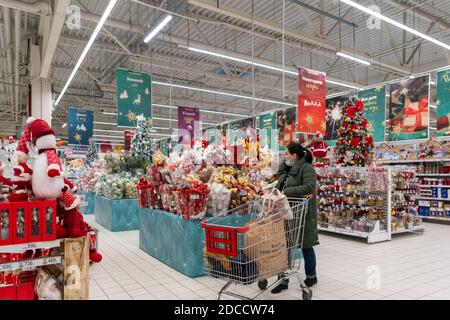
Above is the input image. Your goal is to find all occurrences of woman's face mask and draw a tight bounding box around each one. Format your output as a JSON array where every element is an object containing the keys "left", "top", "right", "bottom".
[{"left": 284, "top": 152, "right": 297, "bottom": 166}]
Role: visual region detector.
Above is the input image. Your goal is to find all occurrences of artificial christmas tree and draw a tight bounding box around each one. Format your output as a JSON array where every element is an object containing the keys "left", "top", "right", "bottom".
[
  {"left": 85, "top": 139, "right": 98, "bottom": 167},
  {"left": 334, "top": 99, "right": 375, "bottom": 166},
  {"left": 131, "top": 115, "right": 155, "bottom": 163}
]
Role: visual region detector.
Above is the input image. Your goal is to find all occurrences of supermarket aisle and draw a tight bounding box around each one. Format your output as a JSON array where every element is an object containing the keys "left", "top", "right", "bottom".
[{"left": 85, "top": 215, "right": 450, "bottom": 300}]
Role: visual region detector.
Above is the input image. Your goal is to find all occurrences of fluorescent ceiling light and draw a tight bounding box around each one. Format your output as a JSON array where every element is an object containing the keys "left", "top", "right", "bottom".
[
  {"left": 62, "top": 123, "right": 67, "bottom": 128},
  {"left": 153, "top": 103, "right": 247, "bottom": 118},
  {"left": 94, "top": 129, "right": 125, "bottom": 133},
  {"left": 93, "top": 134, "right": 123, "bottom": 139},
  {"left": 336, "top": 52, "right": 371, "bottom": 66},
  {"left": 94, "top": 121, "right": 116, "bottom": 125},
  {"left": 430, "top": 81, "right": 436, "bottom": 86},
  {"left": 153, "top": 81, "right": 294, "bottom": 106},
  {"left": 103, "top": 112, "right": 117, "bottom": 116},
  {"left": 55, "top": 0, "right": 118, "bottom": 106},
  {"left": 184, "top": 45, "right": 356, "bottom": 89},
  {"left": 144, "top": 15, "right": 173, "bottom": 43},
  {"left": 340, "top": 0, "right": 450, "bottom": 50}
]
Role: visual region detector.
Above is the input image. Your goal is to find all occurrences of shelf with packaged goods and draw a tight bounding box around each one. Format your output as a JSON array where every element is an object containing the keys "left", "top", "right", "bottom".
[
  {"left": 0, "top": 239, "right": 62, "bottom": 254},
  {"left": 0, "top": 255, "right": 63, "bottom": 273},
  {"left": 419, "top": 215, "right": 450, "bottom": 221},
  {"left": 416, "top": 174, "right": 450, "bottom": 177},
  {"left": 318, "top": 221, "right": 390, "bottom": 244},
  {"left": 416, "top": 197, "right": 450, "bottom": 201},
  {"left": 391, "top": 225, "right": 425, "bottom": 234},
  {"left": 419, "top": 185, "right": 450, "bottom": 188},
  {"left": 382, "top": 159, "right": 450, "bottom": 164}
]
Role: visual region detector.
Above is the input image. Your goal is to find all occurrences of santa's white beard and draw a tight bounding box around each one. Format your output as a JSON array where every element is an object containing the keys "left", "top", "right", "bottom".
[{"left": 32, "top": 153, "right": 63, "bottom": 200}]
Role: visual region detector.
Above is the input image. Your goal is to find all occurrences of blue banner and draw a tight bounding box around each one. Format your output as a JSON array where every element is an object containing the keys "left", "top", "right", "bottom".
[{"left": 68, "top": 108, "right": 94, "bottom": 146}]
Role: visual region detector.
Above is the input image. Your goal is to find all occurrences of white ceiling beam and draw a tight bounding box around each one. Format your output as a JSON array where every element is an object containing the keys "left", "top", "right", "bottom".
[
  {"left": 40, "top": 0, "right": 71, "bottom": 79},
  {"left": 187, "top": 0, "right": 411, "bottom": 76}
]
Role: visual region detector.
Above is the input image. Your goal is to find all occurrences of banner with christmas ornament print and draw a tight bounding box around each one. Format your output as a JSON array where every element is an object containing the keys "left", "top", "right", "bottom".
[
  {"left": 277, "top": 107, "right": 297, "bottom": 151},
  {"left": 259, "top": 111, "right": 278, "bottom": 151},
  {"left": 297, "top": 67, "right": 327, "bottom": 135},
  {"left": 178, "top": 106, "right": 200, "bottom": 145},
  {"left": 387, "top": 75, "right": 429, "bottom": 141},
  {"left": 68, "top": 108, "right": 93, "bottom": 146},
  {"left": 325, "top": 94, "right": 352, "bottom": 146},
  {"left": 116, "top": 68, "right": 152, "bottom": 127},
  {"left": 357, "top": 86, "right": 386, "bottom": 143},
  {"left": 436, "top": 68, "right": 450, "bottom": 137}
]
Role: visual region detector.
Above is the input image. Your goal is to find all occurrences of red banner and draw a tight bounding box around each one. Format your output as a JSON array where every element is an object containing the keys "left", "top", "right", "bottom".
[
  {"left": 297, "top": 67, "right": 327, "bottom": 135},
  {"left": 124, "top": 130, "right": 135, "bottom": 151}
]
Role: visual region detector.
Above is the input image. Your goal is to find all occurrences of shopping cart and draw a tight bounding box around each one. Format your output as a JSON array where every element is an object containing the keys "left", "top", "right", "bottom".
[{"left": 201, "top": 197, "right": 312, "bottom": 300}]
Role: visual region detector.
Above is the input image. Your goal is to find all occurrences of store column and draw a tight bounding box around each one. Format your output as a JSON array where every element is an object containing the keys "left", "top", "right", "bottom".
[{"left": 30, "top": 45, "right": 52, "bottom": 125}]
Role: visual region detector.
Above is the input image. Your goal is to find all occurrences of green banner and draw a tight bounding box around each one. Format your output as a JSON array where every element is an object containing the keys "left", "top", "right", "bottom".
[
  {"left": 259, "top": 112, "right": 278, "bottom": 150},
  {"left": 437, "top": 69, "right": 450, "bottom": 137},
  {"left": 358, "top": 86, "right": 386, "bottom": 143},
  {"left": 116, "top": 68, "right": 152, "bottom": 127}
]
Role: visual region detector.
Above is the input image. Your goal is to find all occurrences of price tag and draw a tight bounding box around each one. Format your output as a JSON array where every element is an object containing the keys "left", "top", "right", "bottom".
[{"left": 190, "top": 194, "right": 200, "bottom": 200}]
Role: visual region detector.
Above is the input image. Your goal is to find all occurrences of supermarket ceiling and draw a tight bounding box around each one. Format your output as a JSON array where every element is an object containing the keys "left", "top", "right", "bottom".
[{"left": 0, "top": 0, "right": 449, "bottom": 139}]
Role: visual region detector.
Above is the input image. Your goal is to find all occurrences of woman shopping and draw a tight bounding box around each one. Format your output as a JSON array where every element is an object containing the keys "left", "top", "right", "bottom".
[{"left": 271, "top": 142, "right": 319, "bottom": 294}]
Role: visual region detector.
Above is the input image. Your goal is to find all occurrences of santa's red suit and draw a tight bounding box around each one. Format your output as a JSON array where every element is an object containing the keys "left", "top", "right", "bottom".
[{"left": 8, "top": 163, "right": 33, "bottom": 202}]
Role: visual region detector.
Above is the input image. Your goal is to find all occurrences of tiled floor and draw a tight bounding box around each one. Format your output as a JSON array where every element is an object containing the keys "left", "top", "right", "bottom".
[{"left": 85, "top": 215, "right": 450, "bottom": 300}]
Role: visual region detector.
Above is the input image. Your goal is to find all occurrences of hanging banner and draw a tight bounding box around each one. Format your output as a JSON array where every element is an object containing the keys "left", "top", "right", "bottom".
[
  {"left": 68, "top": 108, "right": 93, "bottom": 146},
  {"left": 116, "top": 68, "right": 152, "bottom": 127},
  {"left": 259, "top": 112, "right": 278, "bottom": 150},
  {"left": 113, "top": 144, "right": 122, "bottom": 154},
  {"left": 297, "top": 67, "right": 327, "bottom": 135},
  {"left": 124, "top": 130, "right": 135, "bottom": 151},
  {"left": 277, "top": 108, "right": 297, "bottom": 151},
  {"left": 325, "top": 95, "right": 351, "bottom": 146},
  {"left": 228, "top": 119, "right": 244, "bottom": 146},
  {"left": 177, "top": 106, "right": 200, "bottom": 145},
  {"left": 203, "top": 127, "right": 220, "bottom": 145},
  {"left": 387, "top": 75, "right": 429, "bottom": 141},
  {"left": 437, "top": 69, "right": 450, "bottom": 137},
  {"left": 161, "top": 138, "right": 170, "bottom": 156},
  {"left": 98, "top": 141, "right": 112, "bottom": 153},
  {"left": 357, "top": 86, "right": 386, "bottom": 143}
]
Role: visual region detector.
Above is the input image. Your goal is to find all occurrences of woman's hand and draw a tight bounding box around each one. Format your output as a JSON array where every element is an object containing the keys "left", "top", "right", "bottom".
[{"left": 306, "top": 194, "right": 314, "bottom": 200}]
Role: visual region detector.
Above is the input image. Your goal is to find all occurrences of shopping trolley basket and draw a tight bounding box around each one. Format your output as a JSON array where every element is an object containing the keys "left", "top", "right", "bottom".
[{"left": 201, "top": 197, "right": 312, "bottom": 300}]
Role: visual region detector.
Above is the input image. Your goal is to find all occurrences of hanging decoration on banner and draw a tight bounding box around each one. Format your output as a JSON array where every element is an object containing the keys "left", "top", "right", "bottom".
[
  {"left": 98, "top": 141, "right": 112, "bottom": 153},
  {"left": 116, "top": 68, "right": 152, "bottom": 127},
  {"left": 113, "top": 144, "right": 122, "bottom": 154},
  {"left": 297, "top": 67, "right": 327, "bottom": 135},
  {"left": 177, "top": 106, "right": 200, "bottom": 145},
  {"left": 357, "top": 86, "right": 386, "bottom": 143},
  {"left": 68, "top": 108, "right": 93, "bottom": 146},
  {"left": 277, "top": 107, "right": 297, "bottom": 151},
  {"left": 160, "top": 138, "right": 170, "bottom": 156},
  {"left": 124, "top": 130, "right": 135, "bottom": 151},
  {"left": 387, "top": 75, "right": 429, "bottom": 141},
  {"left": 436, "top": 68, "right": 450, "bottom": 137},
  {"left": 325, "top": 95, "right": 351, "bottom": 146},
  {"left": 259, "top": 112, "right": 278, "bottom": 150}
]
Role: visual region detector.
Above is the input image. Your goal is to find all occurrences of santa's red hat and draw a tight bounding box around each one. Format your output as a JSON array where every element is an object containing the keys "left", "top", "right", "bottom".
[
  {"left": 16, "top": 125, "right": 31, "bottom": 157},
  {"left": 60, "top": 190, "right": 80, "bottom": 211},
  {"left": 26, "top": 117, "right": 55, "bottom": 143}
]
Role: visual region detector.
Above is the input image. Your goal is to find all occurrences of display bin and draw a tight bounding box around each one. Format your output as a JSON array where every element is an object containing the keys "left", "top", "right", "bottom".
[
  {"left": 78, "top": 191, "right": 96, "bottom": 215},
  {"left": 95, "top": 196, "right": 140, "bottom": 232},
  {"left": 139, "top": 208, "right": 250, "bottom": 278}
]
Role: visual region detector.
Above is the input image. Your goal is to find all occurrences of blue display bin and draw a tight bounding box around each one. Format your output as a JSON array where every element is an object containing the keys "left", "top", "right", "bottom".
[
  {"left": 95, "top": 196, "right": 140, "bottom": 232},
  {"left": 139, "top": 209, "right": 250, "bottom": 278},
  {"left": 78, "top": 190, "right": 96, "bottom": 215}
]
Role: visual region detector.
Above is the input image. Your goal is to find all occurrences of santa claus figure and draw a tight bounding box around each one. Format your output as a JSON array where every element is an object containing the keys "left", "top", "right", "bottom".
[
  {"left": 8, "top": 163, "right": 33, "bottom": 202},
  {"left": 308, "top": 131, "right": 330, "bottom": 168},
  {"left": 15, "top": 117, "right": 64, "bottom": 200},
  {"left": 0, "top": 160, "right": 12, "bottom": 196}
]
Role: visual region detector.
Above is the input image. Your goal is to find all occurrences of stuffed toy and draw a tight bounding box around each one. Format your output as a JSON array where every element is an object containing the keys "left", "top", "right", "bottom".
[
  {"left": 308, "top": 131, "right": 330, "bottom": 168},
  {"left": 15, "top": 117, "right": 64, "bottom": 200},
  {"left": 0, "top": 160, "right": 12, "bottom": 195},
  {"left": 7, "top": 163, "right": 33, "bottom": 202}
]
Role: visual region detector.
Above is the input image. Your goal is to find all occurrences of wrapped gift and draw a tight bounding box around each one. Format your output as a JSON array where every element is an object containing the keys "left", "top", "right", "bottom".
[
  {"left": 159, "top": 185, "right": 178, "bottom": 213},
  {"left": 403, "top": 98, "right": 429, "bottom": 132}
]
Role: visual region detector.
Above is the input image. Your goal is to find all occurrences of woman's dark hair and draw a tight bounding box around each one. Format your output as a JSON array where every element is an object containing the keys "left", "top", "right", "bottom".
[{"left": 287, "top": 142, "right": 313, "bottom": 164}]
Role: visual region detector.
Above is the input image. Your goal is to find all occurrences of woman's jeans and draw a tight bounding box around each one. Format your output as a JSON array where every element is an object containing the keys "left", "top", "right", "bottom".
[{"left": 282, "top": 247, "right": 317, "bottom": 284}]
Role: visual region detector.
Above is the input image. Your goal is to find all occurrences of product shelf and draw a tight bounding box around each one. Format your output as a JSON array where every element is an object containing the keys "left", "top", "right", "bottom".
[
  {"left": 391, "top": 225, "right": 425, "bottom": 234},
  {"left": 416, "top": 197, "right": 450, "bottom": 201},
  {"left": 0, "top": 239, "right": 62, "bottom": 254},
  {"left": 383, "top": 159, "right": 450, "bottom": 164},
  {"left": 419, "top": 185, "right": 450, "bottom": 188},
  {"left": 416, "top": 174, "right": 450, "bottom": 177},
  {"left": 418, "top": 215, "right": 450, "bottom": 221}
]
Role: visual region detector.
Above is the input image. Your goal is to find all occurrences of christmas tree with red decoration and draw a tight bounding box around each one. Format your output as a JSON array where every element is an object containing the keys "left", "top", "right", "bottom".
[{"left": 334, "top": 99, "right": 375, "bottom": 166}]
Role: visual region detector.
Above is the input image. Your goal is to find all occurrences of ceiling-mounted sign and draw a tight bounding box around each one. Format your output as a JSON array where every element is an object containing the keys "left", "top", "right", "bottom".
[
  {"left": 177, "top": 106, "right": 200, "bottom": 145},
  {"left": 325, "top": 94, "right": 351, "bottom": 146},
  {"left": 387, "top": 75, "right": 429, "bottom": 141},
  {"left": 277, "top": 107, "right": 297, "bottom": 151},
  {"left": 259, "top": 112, "right": 278, "bottom": 151},
  {"left": 67, "top": 108, "right": 93, "bottom": 146},
  {"left": 357, "top": 86, "right": 386, "bottom": 143},
  {"left": 297, "top": 67, "right": 327, "bottom": 135},
  {"left": 116, "top": 68, "right": 152, "bottom": 127},
  {"left": 436, "top": 68, "right": 450, "bottom": 137}
]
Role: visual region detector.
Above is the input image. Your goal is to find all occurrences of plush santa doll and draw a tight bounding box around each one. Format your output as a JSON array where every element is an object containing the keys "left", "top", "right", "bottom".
[
  {"left": 63, "top": 178, "right": 77, "bottom": 193},
  {"left": 0, "top": 160, "right": 12, "bottom": 195},
  {"left": 59, "top": 191, "right": 102, "bottom": 263},
  {"left": 308, "top": 132, "right": 330, "bottom": 168},
  {"left": 7, "top": 163, "right": 33, "bottom": 202},
  {"left": 15, "top": 117, "right": 64, "bottom": 200}
]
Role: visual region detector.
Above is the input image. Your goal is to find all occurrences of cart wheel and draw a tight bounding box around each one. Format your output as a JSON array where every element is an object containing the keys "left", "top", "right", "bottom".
[
  {"left": 258, "top": 279, "right": 268, "bottom": 290},
  {"left": 302, "top": 289, "right": 312, "bottom": 300}
]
